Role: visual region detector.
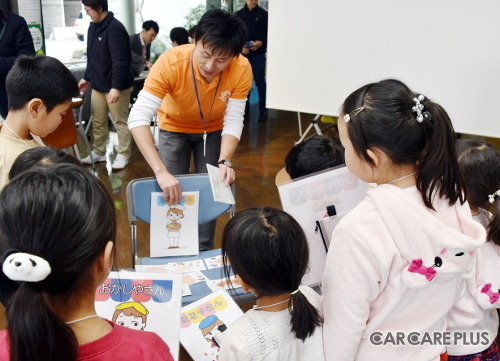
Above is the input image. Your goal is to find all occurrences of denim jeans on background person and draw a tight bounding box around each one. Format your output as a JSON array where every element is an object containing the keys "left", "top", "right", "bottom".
[{"left": 158, "top": 130, "right": 222, "bottom": 251}]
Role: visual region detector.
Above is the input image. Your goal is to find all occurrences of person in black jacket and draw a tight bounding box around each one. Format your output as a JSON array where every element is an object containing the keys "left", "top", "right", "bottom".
[
  {"left": 236, "top": 0, "right": 268, "bottom": 121},
  {"left": 78, "top": 0, "right": 134, "bottom": 170},
  {"left": 0, "top": 9, "right": 35, "bottom": 119}
]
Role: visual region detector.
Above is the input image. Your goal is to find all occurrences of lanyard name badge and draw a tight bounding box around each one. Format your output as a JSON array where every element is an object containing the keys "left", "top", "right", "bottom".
[{"left": 191, "top": 51, "right": 222, "bottom": 156}]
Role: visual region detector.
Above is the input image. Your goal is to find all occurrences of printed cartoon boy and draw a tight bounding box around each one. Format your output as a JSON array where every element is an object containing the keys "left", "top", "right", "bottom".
[
  {"left": 112, "top": 301, "right": 149, "bottom": 330},
  {"left": 166, "top": 204, "right": 184, "bottom": 248},
  {"left": 199, "top": 315, "right": 227, "bottom": 348}
]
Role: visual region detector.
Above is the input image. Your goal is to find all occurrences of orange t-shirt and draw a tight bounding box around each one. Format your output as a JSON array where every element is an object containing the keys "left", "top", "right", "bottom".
[{"left": 143, "top": 44, "right": 252, "bottom": 134}]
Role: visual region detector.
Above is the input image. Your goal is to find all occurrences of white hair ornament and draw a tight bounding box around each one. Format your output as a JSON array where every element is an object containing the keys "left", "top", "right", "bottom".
[
  {"left": 412, "top": 95, "right": 432, "bottom": 123},
  {"left": 2, "top": 252, "right": 51, "bottom": 282},
  {"left": 488, "top": 189, "right": 500, "bottom": 204}
]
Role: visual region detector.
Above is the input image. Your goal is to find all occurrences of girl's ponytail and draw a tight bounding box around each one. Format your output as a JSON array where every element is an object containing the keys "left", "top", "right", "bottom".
[
  {"left": 289, "top": 289, "right": 322, "bottom": 341},
  {"left": 7, "top": 285, "right": 77, "bottom": 361},
  {"left": 487, "top": 192, "right": 500, "bottom": 246},
  {"left": 417, "top": 101, "right": 465, "bottom": 209}
]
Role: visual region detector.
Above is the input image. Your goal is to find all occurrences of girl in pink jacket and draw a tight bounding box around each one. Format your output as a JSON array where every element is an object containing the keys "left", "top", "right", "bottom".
[{"left": 322, "top": 79, "right": 486, "bottom": 361}]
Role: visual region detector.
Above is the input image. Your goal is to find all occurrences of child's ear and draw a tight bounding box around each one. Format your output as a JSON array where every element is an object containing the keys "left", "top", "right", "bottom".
[
  {"left": 235, "top": 274, "right": 251, "bottom": 293},
  {"left": 27, "top": 98, "right": 44, "bottom": 118},
  {"left": 94, "top": 241, "right": 114, "bottom": 284},
  {"left": 366, "top": 147, "right": 391, "bottom": 168}
]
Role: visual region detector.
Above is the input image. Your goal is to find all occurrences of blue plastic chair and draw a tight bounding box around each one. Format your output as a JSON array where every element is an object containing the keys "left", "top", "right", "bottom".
[{"left": 126, "top": 174, "right": 234, "bottom": 266}]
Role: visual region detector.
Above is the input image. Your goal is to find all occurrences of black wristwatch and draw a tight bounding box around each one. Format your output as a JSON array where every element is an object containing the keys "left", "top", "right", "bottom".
[{"left": 218, "top": 159, "right": 232, "bottom": 167}]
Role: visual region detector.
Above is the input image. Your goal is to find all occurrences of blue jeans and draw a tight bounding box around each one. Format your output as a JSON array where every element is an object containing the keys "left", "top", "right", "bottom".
[
  {"left": 246, "top": 52, "right": 267, "bottom": 114},
  {"left": 158, "top": 130, "right": 222, "bottom": 250}
]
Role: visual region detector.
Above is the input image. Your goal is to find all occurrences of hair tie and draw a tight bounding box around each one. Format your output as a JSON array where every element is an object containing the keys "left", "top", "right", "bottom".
[
  {"left": 412, "top": 95, "right": 432, "bottom": 123},
  {"left": 488, "top": 189, "right": 500, "bottom": 204},
  {"left": 2, "top": 251, "right": 51, "bottom": 282},
  {"left": 291, "top": 289, "right": 300, "bottom": 295},
  {"left": 343, "top": 106, "right": 365, "bottom": 123}
]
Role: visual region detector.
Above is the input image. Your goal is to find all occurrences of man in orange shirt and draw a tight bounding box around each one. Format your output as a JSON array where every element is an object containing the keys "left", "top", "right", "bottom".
[{"left": 128, "top": 9, "right": 251, "bottom": 250}]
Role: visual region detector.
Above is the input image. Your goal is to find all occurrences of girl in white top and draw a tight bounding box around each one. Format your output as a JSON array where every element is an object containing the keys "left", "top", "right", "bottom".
[
  {"left": 322, "top": 79, "right": 486, "bottom": 361},
  {"left": 446, "top": 139, "right": 500, "bottom": 360},
  {"left": 218, "top": 207, "right": 325, "bottom": 361}
]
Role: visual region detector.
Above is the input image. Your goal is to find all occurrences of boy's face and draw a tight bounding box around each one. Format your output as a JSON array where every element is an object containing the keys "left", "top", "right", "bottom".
[
  {"left": 115, "top": 312, "right": 146, "bottom": 330},
  {"left": 29, "top": 101, "right": 72, "bottom": 137}
]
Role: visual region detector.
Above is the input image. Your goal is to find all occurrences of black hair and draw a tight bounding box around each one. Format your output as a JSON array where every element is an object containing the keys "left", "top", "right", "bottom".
[
  {"left": 0, "top": 164, "right": 116, "bottom": 361},
  {"left": 9, "top": 146, "right": 83, "bottom": 180},
  {"left": 188, "top": 25, "right": 197, "bottom": 39},
  {"left": 143, "top": 20, "right": 159, "bottom": 34},
  {"left": 6, "top": 55, "right": 79, "bottom": 113},
  {"left": 341, "top": 78, "right": 464, "bottom": 210},
  {"left": 82, "top": 0, "right": 108, "bottom": 12},
  {"left": 170, "top": 26, "right": 189, "bottom": 46},
  {"left": 222, "top": 207, "right": 322, "bottom": 341},
  {"left": 457, "top": 139, "right": 500, "bottom": 246},
  {"left": 195, "top": 9, "right": 247, "bottom": 57},
  {"left": 285, "top": 135, "right": 345, "bottom": 179}
]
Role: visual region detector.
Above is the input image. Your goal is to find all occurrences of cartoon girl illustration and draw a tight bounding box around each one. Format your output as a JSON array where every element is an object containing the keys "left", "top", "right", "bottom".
[
  {"left": 166, "top": 204, "right": 184, "bottom": 248},
  {"left": 112, "top": 301, "right": 149, "bottom": 331}
]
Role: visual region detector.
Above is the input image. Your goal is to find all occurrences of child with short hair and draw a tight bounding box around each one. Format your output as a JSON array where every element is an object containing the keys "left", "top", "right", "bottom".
[
  {"left": 0, "top": 165, "right": 174, "bottom": 361},
  {"left": 285, "top": 134, "right": 345, "bottom": 179},
  {"left": 0, "top": 55, "right": 79, "bottom": 188},
  {"left": 8, "top": 146, "right": 83, "bottom": 179},
  {"left": 322, "top": 79, "right": 486, "bottom": 361},
  {"left": 219, "top": 207, "right": 324, "bottom": 361},
  {"left": 446, "top": 139, "right": 500, "bottom": 360}
]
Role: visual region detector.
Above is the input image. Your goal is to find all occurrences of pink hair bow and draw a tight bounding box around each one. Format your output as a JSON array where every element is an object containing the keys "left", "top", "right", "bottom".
[
  {"left": 408, "top": 259, "right": 437, "bottom": 281},
  {"left": 481, "top": 284, "right": 500, "bottom": 304}
]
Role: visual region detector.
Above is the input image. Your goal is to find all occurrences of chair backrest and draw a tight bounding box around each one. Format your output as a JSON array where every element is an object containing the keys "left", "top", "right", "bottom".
[
  {"left": 41, "top": 99, "right": 82, "bottom": 149},
  {"left": 127, "top": 174, "right": 233, "bottom": 225}
]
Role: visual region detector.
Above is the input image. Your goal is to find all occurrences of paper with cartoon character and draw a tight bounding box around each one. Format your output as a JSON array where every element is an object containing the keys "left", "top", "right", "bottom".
[
  {"left": 95, "top": 270, "right": 183, "bottom": 361},
  {"left": 180, "top": 289, "right": 243, "bottom": 361},
  {"left": 278, "top": 165, "right": 368, "bottom": 285},
  {"left": 150, "top": 191, "right": 199, "bottom": 257}
]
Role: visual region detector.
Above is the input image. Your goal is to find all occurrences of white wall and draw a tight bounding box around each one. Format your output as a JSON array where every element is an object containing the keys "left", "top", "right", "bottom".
[{"left": 267, "top": 0, "right": 500, "bottom": 138}]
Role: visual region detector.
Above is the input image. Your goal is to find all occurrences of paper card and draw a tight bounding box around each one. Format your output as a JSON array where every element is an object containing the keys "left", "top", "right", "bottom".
[
  {"left": 206, "top": 164, "right": 235, "bottom": 204},
  {"left": 182, "top": 283, "right": 192, "bottom": 296},
  {"left": 95, "top": 270, "right": 183, "bottom": 361},
  {"left": 183, "top": 271, "right": 208, "bottom": 286},
  {"left": 166, "top": 260, "right": 207, "bottom": 273},
  {"left": 180, "top": 289, "right": 244, "bottom": 361},
  {"left": 135, "top": 264, "right": 170, "bottom": 272},
  {"left": 150, "top": 191, "right": 199, "bottom": 257},
  {"left": 203, "top": 254, "right": 224, "bottom": 269},
  {"left": 206, "top": 275, "right": 242, "bottom": 292},
  {"left": 278, "top": 165, "right": 368, "bottom": 285}
]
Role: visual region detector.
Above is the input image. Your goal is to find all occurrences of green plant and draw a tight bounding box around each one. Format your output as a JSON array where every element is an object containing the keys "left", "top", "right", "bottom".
[{"left": 185, "top": 4, "right": 206, "bottom": 31}]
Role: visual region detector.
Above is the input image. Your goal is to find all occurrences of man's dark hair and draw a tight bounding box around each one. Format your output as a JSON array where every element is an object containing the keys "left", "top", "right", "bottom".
[
  {"left": 195, "top": 9, "right": 247, "bottom": 57},
  {"left": 170, "top": 27, "right": 189, "bottom": 45},
  {"left": 82, "top": 0, "right": 108, "bottom": 12},
  {"left": 6, "top": 55, "right": 79, "bottom": 112},
  {"left": 143, "top": 20, "right": 159, "bottom": 34}
]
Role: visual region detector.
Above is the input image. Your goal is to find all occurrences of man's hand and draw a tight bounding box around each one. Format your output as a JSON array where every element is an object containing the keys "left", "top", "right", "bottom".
[
  {"left": 218, "top": 163, "right": 235, "bottom": 186},
  {"left": 107, "top": 88, "right": 121, "bottom": 103},
  {"left": 249, "top": 40, "right": 263, "bottom": 51},
  {"left": 157, "top": 170, "right": 182, "bottom": 205}
]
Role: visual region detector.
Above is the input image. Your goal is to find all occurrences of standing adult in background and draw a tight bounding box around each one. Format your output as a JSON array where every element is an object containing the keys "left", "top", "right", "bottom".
[
  {"left": 169, "top": 27, "right": 189, "bottom": 47},
  {"left": 0, "top": 8, "right": 35, "bottom": 119},
  {"left": 128, "top": 9, "right": 252, "bottom": 250},
  {"left": 79, "top": 0, "right": 134, "bottom": 170},
  {"left": 130, "top": 20, "right": 159, "bottom": 76},
  {"left": 236, "top": 0, "right": 268, "bottom": 121}
]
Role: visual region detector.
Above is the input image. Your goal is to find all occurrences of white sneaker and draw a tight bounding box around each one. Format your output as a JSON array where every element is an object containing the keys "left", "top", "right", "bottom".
[
  {"left": 81, "top": 151, "right": 106, "bottom": 164},
  {"left": 112, "top": 154, "right": 129, "bottom": 170}
]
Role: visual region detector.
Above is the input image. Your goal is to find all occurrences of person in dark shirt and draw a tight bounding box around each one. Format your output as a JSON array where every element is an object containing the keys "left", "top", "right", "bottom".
[
  {"left": 236, "top": 0, "right": 268, "bottom": 121},
  {"left": 78, "top": 0, "right": 134, "bottom": 170},
  {"left": 0, "top": 9, "right": 35, "bottom": 119}
]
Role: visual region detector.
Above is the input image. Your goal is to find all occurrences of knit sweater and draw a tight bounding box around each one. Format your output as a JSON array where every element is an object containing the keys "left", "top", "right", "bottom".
[{"left": 219, "top": 285, "right": 325, "bottom": 361}]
